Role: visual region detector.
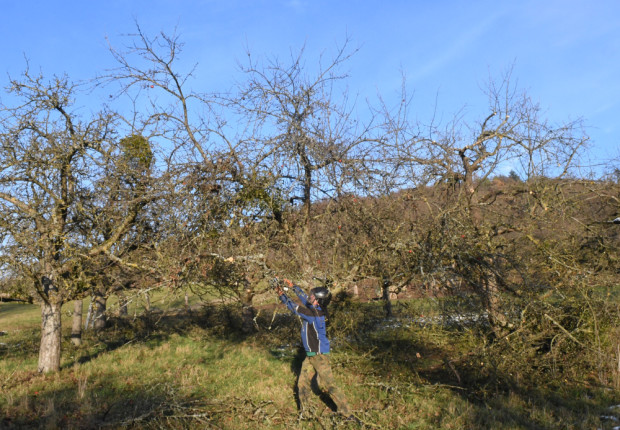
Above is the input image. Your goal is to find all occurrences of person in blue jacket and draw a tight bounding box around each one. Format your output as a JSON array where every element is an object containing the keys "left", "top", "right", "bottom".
[{"left": 274, "top": 278, "right": 357, "bottom": 422}]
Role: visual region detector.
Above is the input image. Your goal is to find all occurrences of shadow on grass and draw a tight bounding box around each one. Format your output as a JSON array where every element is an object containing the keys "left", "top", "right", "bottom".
[
  {"left": 4, "top": 300, "right": 618, "bottom": 429},
  {"left": 66, "top": 303, "right": 251, "bottom": 369},
  {"left": 3, "top": 303, "right": 277, "bottom": 429},
  {"left": 1, "top": 380, "right": 215, "bottom": 429},
  {"left": 321, "top": 299, "right": 617, "bottom": 429}
]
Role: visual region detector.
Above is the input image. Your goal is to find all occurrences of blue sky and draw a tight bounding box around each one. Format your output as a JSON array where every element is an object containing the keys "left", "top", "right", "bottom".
[{"left": 2, "top": 0, "right": 619, "bottom": 175}]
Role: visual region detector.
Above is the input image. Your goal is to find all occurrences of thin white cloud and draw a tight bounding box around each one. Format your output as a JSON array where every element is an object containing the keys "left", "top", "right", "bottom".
[
  {"left": 284, "top": 0, "right": 306, "bottom": 13},
  {"left": 409, "top": 10, "right": 507, "bottom": 83}
]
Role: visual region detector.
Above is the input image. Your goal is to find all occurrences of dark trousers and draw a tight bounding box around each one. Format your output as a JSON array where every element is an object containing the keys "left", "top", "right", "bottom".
[{"left": 298, "top": 354, "right": 351, "bottom": 415}]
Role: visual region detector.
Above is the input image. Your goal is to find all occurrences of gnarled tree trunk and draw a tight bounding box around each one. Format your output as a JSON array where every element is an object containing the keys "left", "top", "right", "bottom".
[{"left": 382, "top": 277, "right": 394, "bottom": 319}]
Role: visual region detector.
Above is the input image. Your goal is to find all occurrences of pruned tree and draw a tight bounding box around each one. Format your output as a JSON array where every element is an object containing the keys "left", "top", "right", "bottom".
[
  {"left": 383, "top": 69, "right": 587, "bottom": 210},
  {"left": 376, "top": 70, "right": 590, "bottom": 334},
  {"left": 227, "top": 40, "right": 384, "bottom": 281},
  {"left": 99, "top": 27, "right": 387, "bottom": 324},
  {"left": 98, "top": 26, "right": 278, "bottom": 329},
  {"left": 76, "top": 133, "right": 156, "bottom": 331},
  {"left": 0, "top": 67, "right": 156, "bottom": 372}
]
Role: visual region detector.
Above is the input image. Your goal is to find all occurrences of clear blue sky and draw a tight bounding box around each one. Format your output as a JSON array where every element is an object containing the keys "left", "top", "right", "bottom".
[{"left": 2, "top": 0, "right": 619, "bottom": 175}]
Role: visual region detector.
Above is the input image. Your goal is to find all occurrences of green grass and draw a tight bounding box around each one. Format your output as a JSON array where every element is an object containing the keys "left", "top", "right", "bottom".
[
  {"left": 0, "top": 302, "right": 40, "bottom": 330},
  {"left": 1, "top": 293, "right": 619, "bottom": 429},
  {"left": 0, "top": 287, "right": 208, "bottom": 331}
]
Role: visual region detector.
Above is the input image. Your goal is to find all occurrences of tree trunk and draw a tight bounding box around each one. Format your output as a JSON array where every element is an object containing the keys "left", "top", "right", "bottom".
[
  {"left": 381, "top": 278, "right": 393, "bottom": 319},
  {"left": 144, "top": 291, "right": 151, "bottom": 311},
  {"left": 184, "top": 291, "right": 191, "bottom": 314},
  {"left": 38, "top": 300, "right": 63, "bottom": 373},
  {"left": 240, "top": 278, "right": 256, "bottom": 334},
  {"left": 118, "top": 293, "right": 128, "bottom": 317},
  {"left": 71, "top": 300, "right": 83, "bottom": 346},
  {"left": 93, "top": 292, "right": 107, "bottom": 331},
  {"left": 84, "top": 298, "right": 94, "bottom": 330},
  {"left": 484, "top": 274, "right": 512, "bottom": 337}
]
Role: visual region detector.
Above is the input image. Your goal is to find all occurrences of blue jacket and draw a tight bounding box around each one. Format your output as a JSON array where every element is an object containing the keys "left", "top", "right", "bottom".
[{"left": 280, "top": 285, "right": 330, "bottom": 355}]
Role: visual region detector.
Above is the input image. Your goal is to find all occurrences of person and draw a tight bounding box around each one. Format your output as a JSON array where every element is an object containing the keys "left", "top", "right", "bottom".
[{"left": 273, "top": 278, "right": 359, "bottom": 423}]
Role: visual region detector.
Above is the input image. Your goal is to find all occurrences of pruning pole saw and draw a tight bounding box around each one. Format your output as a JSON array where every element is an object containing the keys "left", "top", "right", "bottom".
[{"left": 269, "top": 277, "right": 292, "bottom": 296}]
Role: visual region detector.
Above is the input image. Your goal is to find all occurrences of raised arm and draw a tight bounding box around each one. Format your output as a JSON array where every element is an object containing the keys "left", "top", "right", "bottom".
[
  {"left": 274, "top": 280, "right": 315, "bottom": 321},
  {"left": 294, "top": 285, "right": 310, "bottom": 306}
]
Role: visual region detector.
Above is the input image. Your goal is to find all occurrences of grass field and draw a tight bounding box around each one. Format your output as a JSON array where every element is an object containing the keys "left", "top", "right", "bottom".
[{"left": 1, "top": 290, "right": 619, "bottom": 429}]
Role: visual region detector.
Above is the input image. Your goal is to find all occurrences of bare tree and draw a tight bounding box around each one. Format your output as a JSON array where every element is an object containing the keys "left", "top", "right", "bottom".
[
  {"left": 227, "top": 40, "right": 384, "bottom": 279},
  {"left": 0, "top": 67, "right": 157, "bottom": 372},
  {"left": 97, "top": 26, "right": 274, "bottom": 330},
  {"left": 375, "top": 70, "right": 590, "bottom": 333},
  {"left": 383, "top": 69, "right": 588, "bottom": 213},
  {"left": 99, "top": 28, "right": 387, "bottom": 323}
]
